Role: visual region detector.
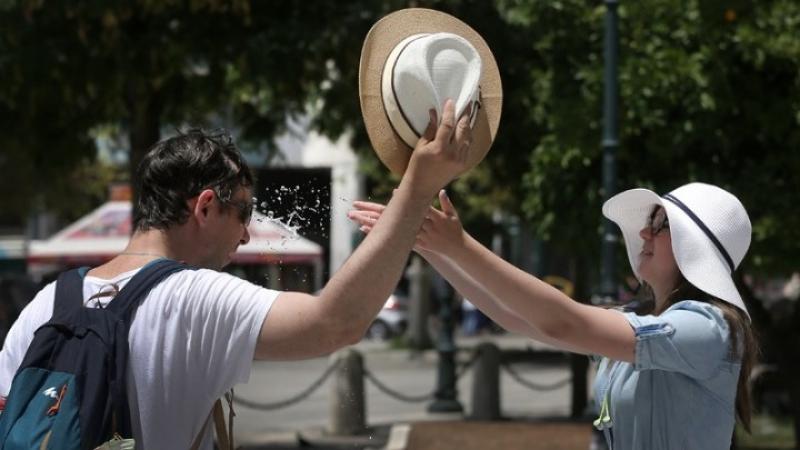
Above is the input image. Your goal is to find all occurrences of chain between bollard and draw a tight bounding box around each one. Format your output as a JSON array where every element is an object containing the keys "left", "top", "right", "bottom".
[
  {"left": 362, "top": 347, "right": 480, "bottom": 403},
  {"left": 454, "top": 347, "right": 481, "bottom": 381},
  {"left": 231, "top": 348, "right": 489, "bottom": 409},
  {"left": 500, "top": 361, "right": 572, "bottom": 391},
  {"left": 232, "top": 359, "right": 341, "bottom": 410},
  {"left": 362, "top": 366, "right": 436, "bottom": 403}
]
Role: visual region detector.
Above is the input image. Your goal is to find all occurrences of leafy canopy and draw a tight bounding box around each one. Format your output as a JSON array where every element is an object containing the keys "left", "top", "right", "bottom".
[{"left": 2, "top": 0, "right": 798, "bottom": 277}]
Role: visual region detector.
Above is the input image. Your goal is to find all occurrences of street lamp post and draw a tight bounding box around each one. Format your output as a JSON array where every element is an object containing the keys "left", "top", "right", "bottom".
[
  {"left": 589, "top": 2, "right": 620, "bottom": 446},
  {"left": 600, "top": 0, "right": 620, "bottom": 303},
  {"left": 427, "top": 286, "right": 463, "bottom": 413}
]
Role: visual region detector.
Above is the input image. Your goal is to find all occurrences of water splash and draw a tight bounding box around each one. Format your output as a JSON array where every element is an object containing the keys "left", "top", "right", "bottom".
[{"left": 254, "top": 182, "right": 332, "bottom": 248}]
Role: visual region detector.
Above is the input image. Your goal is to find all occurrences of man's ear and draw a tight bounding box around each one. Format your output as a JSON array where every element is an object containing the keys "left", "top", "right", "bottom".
[{"left": 191, "top": 189, "right": 216, "bottom": 226}]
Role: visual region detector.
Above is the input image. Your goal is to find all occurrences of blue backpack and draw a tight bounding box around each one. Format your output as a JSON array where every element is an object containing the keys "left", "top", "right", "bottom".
[{"left": 0, "top": 259, "right": 188, "bottom": 449}]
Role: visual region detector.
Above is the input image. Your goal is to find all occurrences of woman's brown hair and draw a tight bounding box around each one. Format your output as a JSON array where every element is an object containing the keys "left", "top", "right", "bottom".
[{"left": 646, "top": 279, "right": 759, "bottom": 432}]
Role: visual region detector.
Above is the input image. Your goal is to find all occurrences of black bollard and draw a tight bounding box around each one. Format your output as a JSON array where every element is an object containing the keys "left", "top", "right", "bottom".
[
  {"left": 328, "top": 348, "right": 366, "bottom": 435},
  {"left": 405, "top": 256, "right": 433, "bottom": 350},
  {"left": 469, "top": 342, "right": 502, "bottom": 420}
]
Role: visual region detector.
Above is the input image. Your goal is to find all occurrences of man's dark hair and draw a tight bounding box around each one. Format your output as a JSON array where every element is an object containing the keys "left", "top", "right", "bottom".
[{"left": 133, "top": 129, "right": 254, "bottom": 231}]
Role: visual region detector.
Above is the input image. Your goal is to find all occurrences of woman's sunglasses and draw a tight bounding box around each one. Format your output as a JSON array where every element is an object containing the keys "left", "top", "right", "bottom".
[{"left": 647, "top": 206, "right": 669, "bottom": 235}]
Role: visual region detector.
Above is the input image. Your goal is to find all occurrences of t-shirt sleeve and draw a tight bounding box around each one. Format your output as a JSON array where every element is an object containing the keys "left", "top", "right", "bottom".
[
  {"left": 624, "top": 301, "right": 732, "bottom": 380},
  {"left": 0, "top": 282, "right": 56, "bottom": 396},
  {"left": 177, "top": 269, "right": 278, "bottom": 396}
]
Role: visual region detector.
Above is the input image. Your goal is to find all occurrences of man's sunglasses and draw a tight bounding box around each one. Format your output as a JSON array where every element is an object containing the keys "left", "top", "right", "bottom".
[
  {"left": 647, "top": 206, "right": 669, "bottom": 235},
  {"left": 208, "top": 183, "right": 255, "bottom": 226},
  {"left": 225, "top": 198, "right": 254, "bottom": 226}
]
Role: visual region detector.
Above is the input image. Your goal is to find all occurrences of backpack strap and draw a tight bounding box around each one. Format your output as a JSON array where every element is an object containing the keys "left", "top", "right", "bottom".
[
  {"left": 104, "top": 258, "right": 188, "bottom": 320},
  {"left": 189, "top": 397, "right": 233, "bottom": 450},
  {"left": 52, "top": 260, "right": 187, "bottom": 320},
  {"left": 102, "top": 258, "right": 190, "bottom": 438},
  {"left": 51, "top": 268, "right": 89, "bottom": 319},
  {"left": 213, "top": 398, "right": 232, "bottom": 450},
  {"left": 190, "top": 405, "right": 214, "bottom": 450},
  {"left": 217, "top": 390, "right": 235, "bottom": 450}
]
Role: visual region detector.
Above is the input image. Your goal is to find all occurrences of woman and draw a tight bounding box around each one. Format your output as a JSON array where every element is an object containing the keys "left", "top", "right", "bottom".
[{"left": 349, "top": 182, "right": 757, "bottom": 450}]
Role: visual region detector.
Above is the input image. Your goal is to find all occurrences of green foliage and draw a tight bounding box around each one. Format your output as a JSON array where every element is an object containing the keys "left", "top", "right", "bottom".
[
  {"left": 0, "top": 0, "right": 402, "bottom": 221},
  {"left": 327, "top": 0, "right": 800, "bottom": 281},
  {"left": 466, "top": 0, "right": 800, "bottom": 277},
  {"left": 2, "top": 0, "right": 798, "bottom": 279},
  {"left": 616, "top": 0, "right": 800, "bottom": 275}
]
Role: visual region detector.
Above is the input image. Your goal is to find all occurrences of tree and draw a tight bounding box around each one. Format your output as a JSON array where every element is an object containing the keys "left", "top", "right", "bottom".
[
  {"left": 4, "top": 0, "right": 797, "bottom": 269},
  {"left": 0, "top": 0, "right": 406, "bottom": 221}
]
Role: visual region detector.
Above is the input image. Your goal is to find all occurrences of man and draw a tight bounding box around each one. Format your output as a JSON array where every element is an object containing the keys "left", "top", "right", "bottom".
[{"left": 0, "top": 99, "right": 472, "bottom": 448}]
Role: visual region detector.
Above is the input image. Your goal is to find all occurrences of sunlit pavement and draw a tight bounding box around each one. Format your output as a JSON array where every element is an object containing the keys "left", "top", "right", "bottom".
[{"left": 234, "top": 332, "right": 578, "bottom": 448}]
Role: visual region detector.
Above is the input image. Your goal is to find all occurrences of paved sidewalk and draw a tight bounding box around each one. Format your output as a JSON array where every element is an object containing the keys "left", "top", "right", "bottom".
[
  {"left": 397, "top": 419, "right": 593, "bottom": 450},
  {"left": 239, "top": 332, "right": 591, "bottom": 450},
  {"left": 240, "top": 418, "right": 596, "bottom": 450}
]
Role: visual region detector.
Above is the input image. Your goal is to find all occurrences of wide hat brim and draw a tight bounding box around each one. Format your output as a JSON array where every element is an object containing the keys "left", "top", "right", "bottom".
[
  {"left": 359, "top": 8, "right": 502, "bottom": 176},
  {"left": 602, "top": 188, "right": 749, "bottom": 317}
]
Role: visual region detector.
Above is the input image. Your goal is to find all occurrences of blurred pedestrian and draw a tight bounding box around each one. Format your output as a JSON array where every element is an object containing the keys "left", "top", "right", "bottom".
[{"left": 461, "top": 298, "right": 490, "bottom": 336}]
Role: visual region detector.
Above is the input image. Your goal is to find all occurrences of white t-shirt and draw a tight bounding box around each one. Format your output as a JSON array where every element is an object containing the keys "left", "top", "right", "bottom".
[{"left": 0, "top": 266, "right": 279, "bottom": 450}]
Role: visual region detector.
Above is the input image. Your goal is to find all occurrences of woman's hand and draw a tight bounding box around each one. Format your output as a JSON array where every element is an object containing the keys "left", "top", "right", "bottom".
[
  {"left": 416, "top": 189, "right": 465, "bottom": 256},
  {"left": 347, "top": 200, "right": 385, "bottom": 235},
  {"left": 348, "top": 190, "right": 466, "bottom": 257}
]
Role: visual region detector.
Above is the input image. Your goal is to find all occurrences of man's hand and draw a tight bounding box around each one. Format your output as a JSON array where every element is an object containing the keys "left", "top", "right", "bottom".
[{"left": 403, "top": 99, "right": 473, "bottom": 196}]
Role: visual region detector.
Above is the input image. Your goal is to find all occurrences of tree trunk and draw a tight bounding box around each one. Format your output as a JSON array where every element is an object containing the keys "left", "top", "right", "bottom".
[
  {"left": 126, "top": 78, "right": 163, "bottom": 217},
  {"left": 793, "top": 391, "right": 800, "bottom": 450},
  {"left": 570, "top": 352, "right": 589, "bottom": 418},
  {"left": 791, "top": 355, "right": 800, "bottom": 449},
  {"left": 569, "top": 256, "right": 589, "bottom": 418}
]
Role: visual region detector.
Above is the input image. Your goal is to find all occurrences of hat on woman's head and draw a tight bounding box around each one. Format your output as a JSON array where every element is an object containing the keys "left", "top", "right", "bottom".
[
  {"left": 602, "top": 182, "right": 752, "bottom": 316},
  {"left": 359, "top": 8, "right": 502, "bottom": 175}
]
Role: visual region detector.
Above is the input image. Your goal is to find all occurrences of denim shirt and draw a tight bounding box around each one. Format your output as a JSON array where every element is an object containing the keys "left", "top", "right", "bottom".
[{"left": 592, "top": 300, "right": 741, "bottom": 450}]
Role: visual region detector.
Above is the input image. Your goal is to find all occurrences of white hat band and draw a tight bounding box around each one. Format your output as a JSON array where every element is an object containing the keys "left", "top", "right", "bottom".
[
  {"left": 380, "top": 32, "right": 482, "bottom": 148},
  {"left": 662, "top": 193, "right": 735, "bottom": 273}
]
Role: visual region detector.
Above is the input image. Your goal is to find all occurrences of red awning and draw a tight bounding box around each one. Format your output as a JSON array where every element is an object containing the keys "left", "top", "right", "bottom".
[{"left": 28, "top": 201, "right": 323, "bottom": 266}]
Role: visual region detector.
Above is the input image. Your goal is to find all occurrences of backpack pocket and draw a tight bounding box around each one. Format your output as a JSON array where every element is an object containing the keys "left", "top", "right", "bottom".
[{"left": 0, "top": 368, "right": 81, "bottom": 449}]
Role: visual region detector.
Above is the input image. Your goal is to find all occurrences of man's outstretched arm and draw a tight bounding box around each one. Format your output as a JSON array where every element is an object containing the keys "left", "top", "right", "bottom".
[{"left": 255, "top": 100, "right": 473, "bottom": 360}]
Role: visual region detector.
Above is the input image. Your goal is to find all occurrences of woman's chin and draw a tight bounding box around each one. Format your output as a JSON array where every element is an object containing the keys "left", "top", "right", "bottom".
[{"left": 637, "top": 265, "right": 653, "bottom": 284}]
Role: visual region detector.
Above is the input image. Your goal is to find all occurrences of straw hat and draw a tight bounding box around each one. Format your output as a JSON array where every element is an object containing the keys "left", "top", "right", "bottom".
[
  {"left": 602, "top": 182, "right": 752, "bottom": 316},
  {"left": 359, "top": 8, "right": 502, "bottom": 175}
]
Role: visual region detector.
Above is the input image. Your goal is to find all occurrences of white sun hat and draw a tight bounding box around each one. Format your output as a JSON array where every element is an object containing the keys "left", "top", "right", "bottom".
[
  {"left": 602, "top": 182, "right": 752, "bottom": 316},
  {"left": 359, "top": 8, "right": 502, "bottom": 175},
  {"left": 381, "top": 32, "right": 482, "bottom": 150}
]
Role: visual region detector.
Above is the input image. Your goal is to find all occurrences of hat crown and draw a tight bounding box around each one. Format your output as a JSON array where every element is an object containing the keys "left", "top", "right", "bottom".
[
  {"left": 382, "top": 32, "right": 481, "bottom": 147},
  {"left": 666, "top": 182, "right": 752, "bottom": 269},
  {"left": 359, "top": 8, "right": 503, "bottom": 175}
]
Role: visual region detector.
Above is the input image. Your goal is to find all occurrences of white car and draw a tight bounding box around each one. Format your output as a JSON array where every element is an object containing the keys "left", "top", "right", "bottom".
[{"left": 365, "top": 294, "right": 408, "bottom": 340}]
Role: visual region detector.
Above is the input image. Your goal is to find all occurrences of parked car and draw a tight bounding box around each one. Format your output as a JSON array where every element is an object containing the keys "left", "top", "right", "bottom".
[{"left": 365, "top": 293, "right": 408, "bottom": 341}]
